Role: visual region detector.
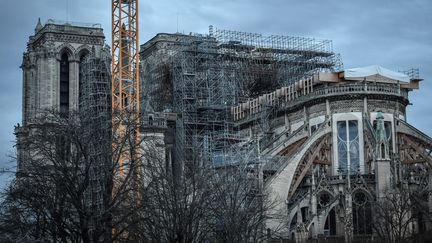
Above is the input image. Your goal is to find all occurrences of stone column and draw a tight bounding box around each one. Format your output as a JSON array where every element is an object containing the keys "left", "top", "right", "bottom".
[
  {"left": 22, "top": 64, "right": 30, "bottom": 124},
  {"left": 47, "top": 56, "right": 57, "bottom": 110},
  {"left": 310, "top": 173, "right": 318, "bottom": 238},
  {"left": 295, "top": 206, "right": 308, "bottom": 243},
  {"left": 53, "top": 57, "right": 60, "bottom": 111},
  {"left": 375, "top": 159, "right": 391, "bottom": 198},
  {"left": 38, "top": 57, "right": 48, "bottom": 111},
  {"left": 344, "top": 192, "right": 353, "bottom": 243},
  {"left": 363, "top": 97, "right": 368, "bottom": 115},
  {"left": 375, "top": 112, "right": 392, "bottom": 198},
  {"left": 69, "top": 60, "right": 79, "bottom": 112},
  {"left": 325, "top": 99, "right": 330, "bottom": 117},
  {"left": 285, "top": 113, "right": 290, "bottom": 131}
]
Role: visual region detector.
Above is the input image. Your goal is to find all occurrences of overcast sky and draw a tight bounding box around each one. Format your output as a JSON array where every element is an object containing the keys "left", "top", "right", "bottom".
[{"left": 0, "top": 0, "right": 431, "bottom": 187}]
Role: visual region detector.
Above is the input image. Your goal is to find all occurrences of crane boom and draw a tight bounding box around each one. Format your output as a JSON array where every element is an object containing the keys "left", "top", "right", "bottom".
[{"left": 111, "top": 0, "right": 140, "bottom": 176}]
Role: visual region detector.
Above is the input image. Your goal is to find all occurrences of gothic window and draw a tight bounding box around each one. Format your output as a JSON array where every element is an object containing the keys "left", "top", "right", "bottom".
[
  {"left": 352, "top": 191, "right": 372, "bottom": 235},
  {"left": 60, "top": 53, "right": 69, "bottom": 115},
  {"left": 148, "top": 116, "right": 153, "bottom": 126},
  {"left": 317, "top": 192, "right": 331, "bottom": 211},
  {"left": 337, "top": 120, "right": 360, "bottom": 174},
  {"left": 324, "top": 208, "right": 336, "bottom": 236},
  {"left": 301, "top": 206, "right": 309, "bottom": 222}
]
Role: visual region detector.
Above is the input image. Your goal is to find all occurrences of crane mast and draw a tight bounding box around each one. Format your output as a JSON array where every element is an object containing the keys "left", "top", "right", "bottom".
[{"left": 111, "top": 0, "right": 140, "bottom": 175}]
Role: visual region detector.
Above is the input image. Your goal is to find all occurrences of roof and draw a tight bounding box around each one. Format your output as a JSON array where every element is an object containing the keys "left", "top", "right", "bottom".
[{"left": 344, "top": 65, "right": 410, "bottom": 82}]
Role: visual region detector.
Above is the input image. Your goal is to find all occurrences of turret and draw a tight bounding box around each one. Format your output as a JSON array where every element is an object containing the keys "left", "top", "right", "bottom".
[
  {"left": 34, "top": 18, "right": 43, "bottom": 34},
  {"left": 375, "top": 111, "right": 390, "bottom": 160},
  {"left": 374, "top": 111, "right": 392, "bottom": 198}
]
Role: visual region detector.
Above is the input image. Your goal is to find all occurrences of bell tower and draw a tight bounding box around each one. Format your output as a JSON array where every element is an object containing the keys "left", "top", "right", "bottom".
[
  {"left": 21, "top": 19, "right": 106, "bottom": 124},
  {"left": 16, "top": 19, "right": 106, "bottom": 171}
]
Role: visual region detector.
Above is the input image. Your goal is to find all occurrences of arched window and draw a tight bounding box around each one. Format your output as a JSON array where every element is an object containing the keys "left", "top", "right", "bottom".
[
  {"left": 148, "top": 116, "right": 153, "bottom": 126},
  {"left": 337, "top": 120, "right": 360, "bottom": 174},
  {"left": 317, "top": 192, "right": 332, "bottom": 211},
  {"left": 352, "top": 191, "right": 372, "bottom": 235},
  {"left": 324, "top": 208, "right": 336, "bottom": 236},
  {"left": 60, "top": 53, "right": 69, "bottom": 114}
]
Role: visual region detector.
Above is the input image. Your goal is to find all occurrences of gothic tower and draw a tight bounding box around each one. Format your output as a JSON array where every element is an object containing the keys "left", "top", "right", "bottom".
[
  {"left": 16, "top": 19, "right": 106, "bottom": 171},
  {"left": 20, "top": 19, "right": 106, "bottom": 124}
]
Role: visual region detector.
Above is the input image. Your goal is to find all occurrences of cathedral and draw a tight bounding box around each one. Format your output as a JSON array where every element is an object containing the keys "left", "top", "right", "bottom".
[{"left": 15, "top": 19, "right": 432, "bottom": 242}]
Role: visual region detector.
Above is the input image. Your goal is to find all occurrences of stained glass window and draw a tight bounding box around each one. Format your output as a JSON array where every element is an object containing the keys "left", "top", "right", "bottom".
[{"left": 337, "top": 120, "right": 359, "bottom": 174}]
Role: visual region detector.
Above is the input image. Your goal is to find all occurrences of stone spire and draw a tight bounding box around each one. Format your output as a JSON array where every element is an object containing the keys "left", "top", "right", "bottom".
[
  {"left": 35, "top": 18, "right": 43, "bottom": 34},
  {"left": 375, "top": 111, "right": 390, "bottom": 160}
]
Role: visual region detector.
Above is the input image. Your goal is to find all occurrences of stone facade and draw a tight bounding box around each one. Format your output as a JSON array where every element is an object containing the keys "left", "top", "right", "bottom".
[
  {"left": 16, "top": 21, "right": 432, "bottom": 242},
  {"left": 230, "top": 72, "right": 432, "bottom": 241},
  {"left": 138, "top": 31, "right": 432, "bottom": 241},
  {"left": 16, "top": 20, "right": 107, "bottom": 170},
  {"left": 21, "top": 19, "right": 105, "bottom": 124}
]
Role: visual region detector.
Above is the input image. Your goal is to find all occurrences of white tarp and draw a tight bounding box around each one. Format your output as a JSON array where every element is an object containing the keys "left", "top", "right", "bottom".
[{"left": 344, "top": 65, "right": 410, "bottom": 82}]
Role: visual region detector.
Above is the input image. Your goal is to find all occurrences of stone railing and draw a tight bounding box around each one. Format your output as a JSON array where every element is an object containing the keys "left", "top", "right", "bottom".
[
  {"left": 301, "top": 174, "right": 376, "bottom": 187},
  {"left": 140, "top": 114, "right": 167, "bottom": 128},
  {"left": 233, "top": 82, "right": 408, "bottom": 123},
  {"left": 46, "top": 19, "right": 102, "bottom": 28},
  {"left": 280, "top": 83, "right": 406, "bottom": 109}
]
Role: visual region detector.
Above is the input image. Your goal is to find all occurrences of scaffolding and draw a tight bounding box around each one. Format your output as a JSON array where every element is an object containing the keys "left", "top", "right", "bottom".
[
  {"left": 212, "top": 27, "right": 343, "bottom": 100},
  {"left": 172, "top": 34, "right": 230, "bottom": 166},
  {"left": 140, "top": 26, "right": 343, "bottom": 169},
  {"left": 79, "top": 49, "right": 112, "bottom": 219}
]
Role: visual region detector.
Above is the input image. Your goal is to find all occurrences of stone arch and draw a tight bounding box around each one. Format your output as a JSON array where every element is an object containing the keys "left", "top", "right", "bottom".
[
  {"left": 287, "top": 205, "right": 312, "bottom": 236},
  {"left": 288, "top": 203, "right": 310, "bottom": 226},
  {"left": 398, "top": 132, "right": 432, "bottom": 166},
  {"left": 352, "top": 188, "right": 374, "bottom": 200},
  {"left": 316, "top": 188, "right": 334, "bottom": 197},
  {"left": 264, "top": 124, "right": 331, "bottom": 236},
  {"left": 315, "top": 194, "right": 340, "bottom": 235},
  {"left": 75, "top": 45, "right": 92, "bottom": 61},
  {"left": 287, "top": 132, "right": 332, "bottom": 198},
  {"left": 56, "top": 43, "right": 75, "bottom": 60},
  {"left": 289, "top": 211, "right": 298, "bottom": 230},
  {"left": 316, "top": 188, "right": 335, "bottom": 212},
  {"left": 322, "top": 206, "right": 337, "bottom": 236}
]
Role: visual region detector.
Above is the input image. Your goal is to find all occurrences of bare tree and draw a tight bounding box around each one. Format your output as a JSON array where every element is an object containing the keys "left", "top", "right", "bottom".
[
  {"left": 372, "top": 187, "right": 431, "bottom": 243},
  {"left": 1, "top": 109, "right": 279, "bottom": 242},
  {"left": 136, "top": 136, "right": 214, "bottom": 242},
  {"left": 208, "top": 163, "right": 269, "bottom": 242},
  {"left": 0, "top": 110, "right": 142, "bottom": 243},
  {"left": 136, "top": 139, "right": 278, "bottom": 242}
]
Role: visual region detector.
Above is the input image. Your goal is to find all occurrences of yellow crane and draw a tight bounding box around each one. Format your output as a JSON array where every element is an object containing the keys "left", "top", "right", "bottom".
[{"left": 111, "top": 0, "right": 140, "bottom": 176}]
